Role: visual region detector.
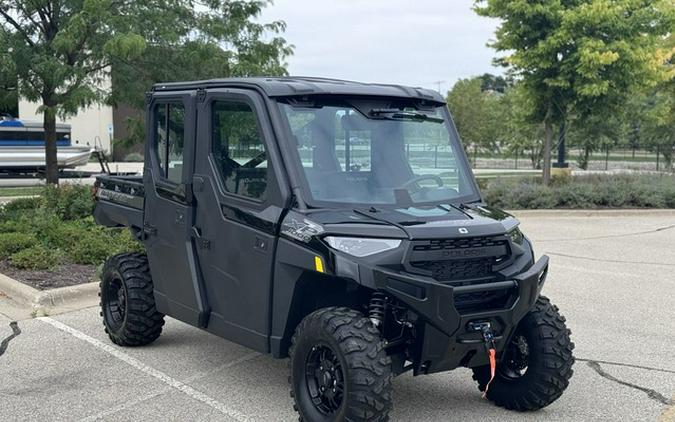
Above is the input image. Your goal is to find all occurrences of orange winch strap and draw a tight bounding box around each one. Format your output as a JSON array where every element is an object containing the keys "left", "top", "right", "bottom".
[{"left": 482, "top": 348, "right": 497, "bottom": 399}]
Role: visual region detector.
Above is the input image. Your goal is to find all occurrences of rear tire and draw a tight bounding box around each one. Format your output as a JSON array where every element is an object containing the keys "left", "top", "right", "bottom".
[
  {"left": 100, "top": 252, "right": 164, "bottom": 346},
  {"left": 472, "top": 296, "right": 574, "bottom": 411},
  {"left": 289, "top": 307, "right": 393, "bottom": 421}
]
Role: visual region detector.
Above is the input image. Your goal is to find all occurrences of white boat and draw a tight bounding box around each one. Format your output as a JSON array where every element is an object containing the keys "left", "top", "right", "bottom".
[{"left": 0, "top": 116, "right": 93, "bottom": 170}]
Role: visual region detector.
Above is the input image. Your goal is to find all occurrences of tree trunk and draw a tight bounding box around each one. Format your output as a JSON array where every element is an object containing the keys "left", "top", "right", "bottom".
[
  {"left": 43, "top": 102, "right": 59, "bottom": 185},
  {"left": 582, "top": 146, "right": 590, "bottom": 170},
  {"left": 542, "top": 117, "right": 553, "bottom": 185}
]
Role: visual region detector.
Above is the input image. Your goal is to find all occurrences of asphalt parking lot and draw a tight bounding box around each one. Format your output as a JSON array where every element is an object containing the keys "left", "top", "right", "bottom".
[{"left": 1, "top": 210, "right": 674, "bottom": 421}]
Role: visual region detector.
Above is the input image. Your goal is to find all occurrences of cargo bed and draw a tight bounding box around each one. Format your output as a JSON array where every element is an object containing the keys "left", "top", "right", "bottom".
[{"left": 93, "top": 174, "right": 145, "bottom": 232}]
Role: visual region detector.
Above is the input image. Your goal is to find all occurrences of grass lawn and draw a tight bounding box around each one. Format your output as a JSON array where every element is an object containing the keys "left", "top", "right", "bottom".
[{"left": 0, "top": 186, "right": 44, "bottom": 197}]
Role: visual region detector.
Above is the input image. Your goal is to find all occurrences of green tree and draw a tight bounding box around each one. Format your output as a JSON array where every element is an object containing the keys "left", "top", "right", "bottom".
[
  {"left": 633, "top": 87, "right": 675, "bottom": 170},
  {"left": 0, "top": 0, "right": 290, "bottom": 184},
  {"left": 567, "top": 112, "right": 627, "bottom": 170},
  {"left": 478, "top": 73, "right": 512, "bottom": 93},
  {"left": 0, "top": 31, "right": 17, "bottom": 116},
  {"left": 475, "top": 0, "right": 673, "bottom": 184},
  {"left": 110, "top": 26, "right": 291, "bottom": 150},
  {"left": 639, "top": 35, "right": 675, "bottom": 170},
  {"left": 446, "top": 77, "right": 503, "bottom": 162},
  {"left": 499, "top": 85, "right": 546, "bottom": 169}
]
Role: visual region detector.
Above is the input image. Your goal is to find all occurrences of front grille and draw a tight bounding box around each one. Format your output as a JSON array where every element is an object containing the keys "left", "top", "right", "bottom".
[
  {"left": 412, "top": 236, "right": 508, "bottom": 252},
  {"left": 406, "top": 235, "right": 513, "bottom": 313},
  {"left": 407, "top": 235, "right": 510, "bottom": 283},
  {"left": 410, "top": 258, "right": 493, "bottom": 282}
]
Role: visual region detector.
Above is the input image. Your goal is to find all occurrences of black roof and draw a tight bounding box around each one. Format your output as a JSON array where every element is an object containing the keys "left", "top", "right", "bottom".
[{"left": 152, "top": 76, "right": 445, "bottom": 104}]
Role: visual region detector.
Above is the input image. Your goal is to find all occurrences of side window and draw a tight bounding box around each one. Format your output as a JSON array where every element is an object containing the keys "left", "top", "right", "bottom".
[
  {"left": 155, "top": 102, "right": 185, "bottom": 184},
  {"left": 211, "top": 101, "right": 268, "bottom": 201}
]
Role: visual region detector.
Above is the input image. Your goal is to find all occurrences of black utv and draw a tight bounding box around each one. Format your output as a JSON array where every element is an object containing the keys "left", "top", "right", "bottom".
[{"left": 94, "top": 77, "right": 574, "bottom": 421}]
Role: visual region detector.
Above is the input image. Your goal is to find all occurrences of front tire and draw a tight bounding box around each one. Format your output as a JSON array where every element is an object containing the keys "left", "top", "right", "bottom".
[
  {"left": 472, "top": 296, "right": 574, "bottom": 411},
  {"left": 100, "top": 252, "right": 165, "bottom": 346},
  {"left": 289, "top": 307, "right": 393, "bottom": 421}
]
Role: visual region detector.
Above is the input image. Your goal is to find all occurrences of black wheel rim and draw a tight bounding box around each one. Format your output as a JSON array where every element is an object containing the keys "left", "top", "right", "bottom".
[
  {"left": 104, "top": 275, "right": 126, "bottom": 331},
  {"left": 304, "top": 344, "right": 345, "bottom": 415},
  {"left": 499, "top": 334, "right": 530, "bottom": 379}
]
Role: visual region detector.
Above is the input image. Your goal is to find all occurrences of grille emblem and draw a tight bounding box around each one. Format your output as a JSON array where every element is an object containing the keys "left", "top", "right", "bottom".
[{"left": 458, "top": 227, "right": 469, "bottom": 234}]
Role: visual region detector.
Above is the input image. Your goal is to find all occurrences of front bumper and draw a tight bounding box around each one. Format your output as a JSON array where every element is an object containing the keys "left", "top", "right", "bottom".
[{"left": 373, "top": 255, "right": 549, "bottom": 375}]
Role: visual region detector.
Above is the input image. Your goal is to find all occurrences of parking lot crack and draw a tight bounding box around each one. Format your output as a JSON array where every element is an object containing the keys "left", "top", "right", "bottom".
[
  {"left": 586, "top": 360, "right": 672, "bottom": 405},
  {"left": 577, "top": 357, "right": 675, "bottom": 375},
  {"left": 537, "top": 224, "right": 675, "bottom": 242},
  {"left": 0, "top": 321, "right": 21, "bottom": 358}
]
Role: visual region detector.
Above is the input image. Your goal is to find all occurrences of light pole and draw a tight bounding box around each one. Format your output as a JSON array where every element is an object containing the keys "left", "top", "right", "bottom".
[{"left": 432, "top": 80, "right": 446, "bottom": 94}]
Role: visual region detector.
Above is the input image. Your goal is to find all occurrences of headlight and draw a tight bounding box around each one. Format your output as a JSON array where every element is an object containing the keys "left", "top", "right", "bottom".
[
  {"left": 324, "top": 237, "right": 402, "bottom": 257},
  {"left": 508, "top": 227, "right": 525, "bottom": 245}
]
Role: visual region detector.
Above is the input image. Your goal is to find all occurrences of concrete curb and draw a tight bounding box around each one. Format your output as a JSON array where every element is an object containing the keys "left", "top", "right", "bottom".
[
  {"left": 0, "top": 272, "right": 99, "bottom": 315},
  {"left": 0, "top": 272, "right": 38, "bottom": 304},
  {"left": 659, "top": 395, "right": 675, "bottom": 422}
]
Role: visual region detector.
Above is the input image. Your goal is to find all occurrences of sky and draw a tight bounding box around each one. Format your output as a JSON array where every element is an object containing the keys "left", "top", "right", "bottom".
[{"left": 259, "top": 0, "right": 504, "bottom": 93}]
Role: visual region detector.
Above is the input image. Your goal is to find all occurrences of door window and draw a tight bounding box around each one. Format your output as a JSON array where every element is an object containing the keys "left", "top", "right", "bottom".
[
  {"left": 155, "top": 102, "right": 186, "bottom": 184},
  {"left": 211, "top": 101, "right": 268, "bottom": 201}
]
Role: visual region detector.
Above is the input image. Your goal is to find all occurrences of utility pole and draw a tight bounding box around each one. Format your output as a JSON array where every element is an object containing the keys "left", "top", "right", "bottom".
[{"left": 432, "top": 80, "right": 446, "bottom": 94}]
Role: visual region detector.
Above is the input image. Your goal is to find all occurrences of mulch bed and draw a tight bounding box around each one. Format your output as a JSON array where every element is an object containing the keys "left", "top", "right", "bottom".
[{"left": 0, "top": 260, "right": 98, "bottom": 291}]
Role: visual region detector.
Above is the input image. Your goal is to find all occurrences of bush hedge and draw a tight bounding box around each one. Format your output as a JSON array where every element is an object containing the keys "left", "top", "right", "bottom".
[
  {"left": 11, "top": 245, "right": 63, "bottom": 270},
  {"left": 0, "top": 232, "right": 38, "bottom": 258},
  {"left": 483, "top": 174, "right": 675, "bottom": 209},
  {"left": 0, "top": 184, "right": 143, "bottom": 271}
]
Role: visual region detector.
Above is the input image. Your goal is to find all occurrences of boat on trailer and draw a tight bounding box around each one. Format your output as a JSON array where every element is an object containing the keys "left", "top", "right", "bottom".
[{"left": 0, "top": 115, "right": 93, "bottom": 172}]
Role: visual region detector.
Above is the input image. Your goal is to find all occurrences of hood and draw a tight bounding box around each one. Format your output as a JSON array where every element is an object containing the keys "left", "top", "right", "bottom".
[{"left": 302, "top": 205, "right": 518, "bottom": 240}]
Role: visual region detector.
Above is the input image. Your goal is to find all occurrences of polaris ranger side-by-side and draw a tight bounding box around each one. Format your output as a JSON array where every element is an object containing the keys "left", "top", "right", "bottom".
[{"left": 94, "top": 77, "right": 574, "bottom": 421}]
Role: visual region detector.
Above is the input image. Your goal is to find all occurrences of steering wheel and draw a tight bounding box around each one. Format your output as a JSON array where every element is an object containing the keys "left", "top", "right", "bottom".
[{"left": 399, "top": 174, "right": 444, "bottom": 191}]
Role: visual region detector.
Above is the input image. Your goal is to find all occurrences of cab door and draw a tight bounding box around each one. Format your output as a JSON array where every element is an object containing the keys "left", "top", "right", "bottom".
[
  {"left": 143, "top": 91, "right": 208, "bottom": 327},
  {"left": 192, "top": 89, "right": 289, "bottom": 352}
]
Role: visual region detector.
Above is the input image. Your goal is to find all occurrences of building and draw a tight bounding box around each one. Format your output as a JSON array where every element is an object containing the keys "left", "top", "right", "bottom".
[
  {"left": 18, "top": 98, "right": 115, "bottom": 154},
  {"left": 16, "top": 73, "right": 141, "bottom": 160}
]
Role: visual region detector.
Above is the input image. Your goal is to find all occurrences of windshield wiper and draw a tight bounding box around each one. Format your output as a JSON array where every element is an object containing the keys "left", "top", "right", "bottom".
[
  {"left": 353, "top": 208, "right": 414, "bottom": 239},
  {"left": 438, "top": 203, "right": 474, "bottom": 218},
  {"left": 369, "top": 109, "right": 444, "bottom": 123}
]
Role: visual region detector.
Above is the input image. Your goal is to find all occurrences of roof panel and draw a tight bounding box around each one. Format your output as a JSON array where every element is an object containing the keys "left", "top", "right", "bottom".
[{"left": 152, "top": 77, "right": 446, "bottom": 104}]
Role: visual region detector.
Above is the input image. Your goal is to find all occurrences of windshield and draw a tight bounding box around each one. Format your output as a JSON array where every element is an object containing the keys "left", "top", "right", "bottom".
[{"left": 279, "top": 98, "right": 479, "bottom": 208}]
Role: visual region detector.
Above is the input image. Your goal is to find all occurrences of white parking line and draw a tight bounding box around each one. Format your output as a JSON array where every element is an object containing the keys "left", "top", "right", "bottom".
[
  {"left": 77, "top": 352, "right": 261, "bottom": 422},
  {"left": 39, "top": 317, "right": 253, "bottom": 422}
]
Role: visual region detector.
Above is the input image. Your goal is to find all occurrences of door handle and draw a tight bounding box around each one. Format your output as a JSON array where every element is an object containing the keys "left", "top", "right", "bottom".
[
  {"left": 191, "top": 226, "right": 210, "bottom": 250},
  {"left": 142, "top": 222, "right": 157, "bottom": 239}
]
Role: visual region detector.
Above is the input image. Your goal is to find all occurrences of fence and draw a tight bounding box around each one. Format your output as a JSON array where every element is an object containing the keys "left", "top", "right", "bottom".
[
  {"left": 469, "top": 146, "right": 674, "bottom": 172},
  {"left": 235, "top": 140, "right": 674, "bottom": 173}
]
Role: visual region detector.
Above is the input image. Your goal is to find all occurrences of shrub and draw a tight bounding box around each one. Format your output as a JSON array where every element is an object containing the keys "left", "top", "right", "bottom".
[
  {"left": 66, "top": 227, "right": 143, "bottom": 265},
  {"left": 0, "top": 218, "right": 32, "bottom": 234},
  {"left": 0, "top": 185, "right": 145, "bottom": 270},
  {"left": 67, "top": 232, "right": 115, "bottom": 265},
  {"left": 2, "top": 196, "right": 43, "bottom": 214},
  {"left": 0, "top": 232, "right": 38, "bottom": 258},
  {"left": 43, "top": 184, "right": 94, "bottom": 221},
  {"left": 10, "top": 245, "right": 62, "bottom": 270},
  {"left": 25, "top": 212, "right": 76, "bottom": 246},
  {"left": 124, "top": 152, "right": 144, "bottom": 162},
  {"left": 483, "top": 174, "right": 675, "bottom": 209}
]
